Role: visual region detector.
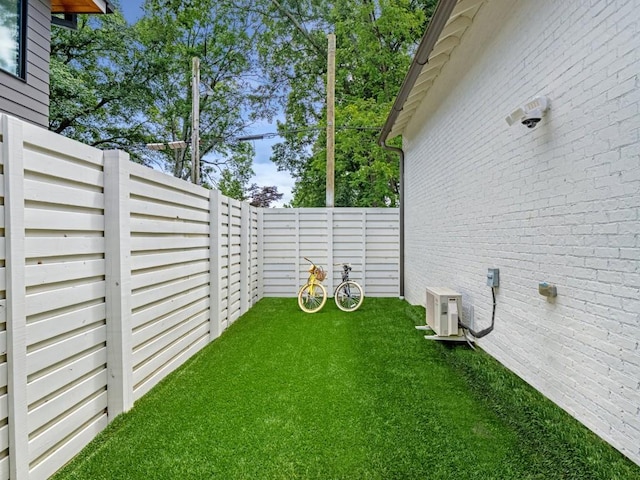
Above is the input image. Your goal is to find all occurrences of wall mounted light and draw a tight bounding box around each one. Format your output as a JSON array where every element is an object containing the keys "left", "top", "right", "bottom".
[
  {"left": 538, "top": 282, "right": 557, "bottom": 297},
  {"left": 506, "top": 96, "right": 549, "bottom": 129}
]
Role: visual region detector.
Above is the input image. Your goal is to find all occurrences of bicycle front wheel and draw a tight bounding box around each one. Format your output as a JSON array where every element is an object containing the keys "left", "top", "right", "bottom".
[
  {"left": 334, "top": 281, "right": 364, "bottom": 312},
  {"left": 298, "top": 283, "right": 327, "bottom": 313}
]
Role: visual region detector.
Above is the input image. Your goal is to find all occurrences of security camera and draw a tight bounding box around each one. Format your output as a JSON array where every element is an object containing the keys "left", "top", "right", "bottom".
[
  {"left": 521, "top": 110, "right": 543, "bottom": 128},
  {"left": 506, "top": 96, "right": 549, "bottom": 128}
]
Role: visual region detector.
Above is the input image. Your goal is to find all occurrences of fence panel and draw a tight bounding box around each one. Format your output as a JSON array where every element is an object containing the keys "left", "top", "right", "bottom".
[
  {"left": 365, "top": 211, "right": 401, "bottom": 296},
  {"left": 18, "top": 121, "right": 109, "bottom": 480},
  {"left": 333, "top": 209, "right": 367, "bottom": 288},
  {"left": 218, "top": 195, "right": 230, "bottom": 330},
  {"left": 227, "top": 199, "right": 243, "bottom": 324},
  {"left": 261, "top": 210, "right": 299, "bottom": 296},
  {"left": 249, "top": 207, "right": 260, "bottom": 305},
  {"left": 262, "top": 208, "right": 400, "bottom": 297},
  {"left": 127, "top": 163, "right": 211, "bottom": 401}
]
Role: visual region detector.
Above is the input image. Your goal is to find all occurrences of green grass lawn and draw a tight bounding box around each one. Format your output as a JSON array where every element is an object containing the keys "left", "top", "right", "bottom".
[{"left": 54, "top": 298, "right": 640, "bottom": 480}]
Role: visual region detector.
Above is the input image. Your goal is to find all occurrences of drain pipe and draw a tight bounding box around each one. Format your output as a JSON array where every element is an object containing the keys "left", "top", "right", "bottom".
[
  {"left": 377, "top": 0, "right": 459, "bottom": 299},
  {"left": 380, "top": 142, "right": 405, "bottom": 299}
]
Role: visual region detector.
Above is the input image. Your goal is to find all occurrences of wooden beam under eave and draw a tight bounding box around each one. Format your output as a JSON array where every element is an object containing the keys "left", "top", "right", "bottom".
[{"left": 51, "top": 0, "right": 110, "bottom": 14}]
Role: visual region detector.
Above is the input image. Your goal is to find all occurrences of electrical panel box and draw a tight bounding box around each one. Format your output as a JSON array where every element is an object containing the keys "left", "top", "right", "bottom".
[{"left": 487, "top": 268, "right": 500, "bottom": 287}]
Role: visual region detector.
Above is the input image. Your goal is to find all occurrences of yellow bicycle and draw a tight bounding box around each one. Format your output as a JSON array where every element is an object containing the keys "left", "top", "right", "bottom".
[
  {"left": 298, "top": 257, "right": 364, "bottom": 313},
  {"left": 297, "top": 257, "right": 328, "bottom": 313}
]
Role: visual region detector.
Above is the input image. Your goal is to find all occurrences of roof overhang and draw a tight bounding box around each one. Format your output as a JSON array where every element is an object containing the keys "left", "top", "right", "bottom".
[
  {"left": 51, "top": 0, "right": 114, "bottom": 14},
  {"left": 378, "top": 0, "right": 486, "bottom": 144}
]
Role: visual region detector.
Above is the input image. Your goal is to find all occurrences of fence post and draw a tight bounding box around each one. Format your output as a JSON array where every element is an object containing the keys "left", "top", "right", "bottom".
[
  {"left": 295, "top": 209, "right": 300, "bottom": 287},
  {"left": 3, "top": 115, "right": 29, "bottom": 479},
  {"left": 361, "top": 210, "right": 367, "bottom": 291},
  {"left": 326, "top": 208, "right": 334, "bottom": 292},
  {"left": 257, "top": 208, "right": 264, "bottom": 301},
  {"left": 240, "top": 202, "right": 250, "bottom": 315},
  {"left": 103, "top": 150, "right": 134, "bottom": 419},
  {"left": 226, "top": 200, "right": 233, "bottom": 325},
  {"left": 209, "top": 189, "right": 222, "bottom": 340}
]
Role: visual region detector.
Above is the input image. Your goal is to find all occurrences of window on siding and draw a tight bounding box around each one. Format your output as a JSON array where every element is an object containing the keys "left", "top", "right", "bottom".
[{"left": 0, "top": 0, "right": 26, "bottom": 78}]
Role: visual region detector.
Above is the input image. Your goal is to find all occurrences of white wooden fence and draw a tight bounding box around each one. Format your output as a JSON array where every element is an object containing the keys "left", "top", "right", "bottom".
[
  {"left": 262, "top": 208, "right": 400, "bottom": 297},
  {"left": 0, "top": 113, "right": 399, "bottom": 479}
]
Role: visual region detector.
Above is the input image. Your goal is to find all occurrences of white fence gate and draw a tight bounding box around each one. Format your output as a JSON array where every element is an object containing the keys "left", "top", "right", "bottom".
[{"left": 0, "top": 113, "right": 400, "bottom": 479}]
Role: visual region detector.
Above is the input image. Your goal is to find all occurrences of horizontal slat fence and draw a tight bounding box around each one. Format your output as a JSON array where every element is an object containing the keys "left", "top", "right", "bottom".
[
  {"left": 262, "top": 208, "right": 400, "bottom": 297},
  {"left": 0, "top": 114, "right": 400, "bottom": 479},
  {"left": 126, "top": 162, "right": 212, "bottom": 402},
  {"left": 3, "top": 117, "right": 110, "bottom": 480}
]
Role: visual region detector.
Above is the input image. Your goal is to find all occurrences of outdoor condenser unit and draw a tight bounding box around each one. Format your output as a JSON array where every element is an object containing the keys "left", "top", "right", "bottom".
[{"left": 423, "top": 287, "right": 463, "bottom": 339}]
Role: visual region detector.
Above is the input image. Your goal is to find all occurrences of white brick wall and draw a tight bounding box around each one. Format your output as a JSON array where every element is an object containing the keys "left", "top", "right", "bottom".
[{"left": 403, "top": 0, "right": 640, "bottom": 464}]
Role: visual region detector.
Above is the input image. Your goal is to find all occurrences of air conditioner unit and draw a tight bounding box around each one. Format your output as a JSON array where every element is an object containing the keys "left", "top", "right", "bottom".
[{"left": 424, "top": 287, "right": 463, "bottom": 338}]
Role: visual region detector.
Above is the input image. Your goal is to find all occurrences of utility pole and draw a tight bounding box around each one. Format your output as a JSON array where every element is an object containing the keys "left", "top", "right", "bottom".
[
  {"left": 191, "top": 57, "right": 200, "bottom": 185},
  {"left": 326, "top": 34, "right": 336, "bottom": 207}
]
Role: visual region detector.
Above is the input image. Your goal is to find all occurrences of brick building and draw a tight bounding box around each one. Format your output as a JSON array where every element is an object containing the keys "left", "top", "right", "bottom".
[{"left": 380, "top": 0, "right": 640, "bottom": 465}]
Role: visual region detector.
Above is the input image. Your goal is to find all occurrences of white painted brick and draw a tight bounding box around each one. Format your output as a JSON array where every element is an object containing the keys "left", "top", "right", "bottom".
[
  {"left": 622, "top": 297, "right": 640, "bottom": 314},
  {"left": 610, "top": 368, "right": 640, "bottom": 391},
  {"left": 402, "top": 0, "right": 640, "bottom": 466},
  {"left": 624, "top": 273, "right": 640, "bottom": 288}
]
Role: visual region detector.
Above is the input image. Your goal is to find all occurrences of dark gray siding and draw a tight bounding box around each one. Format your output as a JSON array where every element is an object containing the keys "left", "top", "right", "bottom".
[{"left": 0, "top": 0, "right": 50, "bottom": 127}]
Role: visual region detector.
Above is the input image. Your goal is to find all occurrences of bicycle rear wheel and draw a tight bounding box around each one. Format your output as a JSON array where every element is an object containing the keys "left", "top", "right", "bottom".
[
  {"left": 334, "top": 281, "right": 364, "bottom": 312},
  {"left": 298, "top": 283, "right": 327, "bottom": 313}
]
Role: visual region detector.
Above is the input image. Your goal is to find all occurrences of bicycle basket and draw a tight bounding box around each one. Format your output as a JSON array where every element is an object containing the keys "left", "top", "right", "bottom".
[{"left": 314, "top": 267, "right": 326, "bottom": 281}]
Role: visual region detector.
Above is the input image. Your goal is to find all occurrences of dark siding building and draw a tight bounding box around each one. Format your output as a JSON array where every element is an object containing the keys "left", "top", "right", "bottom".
[
  {"left": 0, "top": 0, "right": 112, "bottom": 126},
  {"left": 0, "top": 0, "right": 50, "bottom": 126}
]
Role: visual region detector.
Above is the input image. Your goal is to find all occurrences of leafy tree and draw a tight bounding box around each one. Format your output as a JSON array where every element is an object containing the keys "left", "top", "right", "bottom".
[
  {"left": 49, "top": 11, "right": 158, "bottom": 162},
  {"left": 49, "top": 0, "right": 274, "bottom": 196},
  {"left": 248, "top": 184, "right": 284, "bottom": 207},
  {"left": 249, "top": 0, "right": 436, "bottom": 206},
  {"left": 48, "top": 0, "right": 436, "bottom": 205},
  {"left": 137, "top": 0, "right": 268, "bottom": 187},
  {"left": 216, "top": 154, "right": 254, "bottom": 199}
]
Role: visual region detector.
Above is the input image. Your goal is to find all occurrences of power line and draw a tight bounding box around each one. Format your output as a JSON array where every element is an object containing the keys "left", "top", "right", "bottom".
[
  {"left": 140, "top": 125, "right": 383, "bottom": 149},
  {"left": 235, "top": 125, "right": 382, "bottom": 142}
]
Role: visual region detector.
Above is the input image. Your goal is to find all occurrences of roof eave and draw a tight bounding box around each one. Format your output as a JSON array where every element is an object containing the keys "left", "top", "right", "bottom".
[
  {"left": 378, "top": 0, "right": 459, "bottom": 146},
  {"left": 51, "top": 0, "right": 115, "bottom": 14},
  {"left": 378, "top": 0, "right": 485, "bottom": 145}
]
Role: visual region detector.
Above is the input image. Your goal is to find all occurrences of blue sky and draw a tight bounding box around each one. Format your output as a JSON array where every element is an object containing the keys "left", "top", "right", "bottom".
[
  {"left": 116, "top": 0, "right": 294, "bottom": 205},
  {"left": 118, "top": 1, "right": 144, "bottom": 23}
]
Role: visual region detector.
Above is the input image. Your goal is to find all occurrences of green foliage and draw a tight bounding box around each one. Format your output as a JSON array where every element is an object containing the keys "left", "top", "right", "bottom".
[
  {"left": 251, "top": 0, "right": 436, "bottom": 206},
  {"left": 49, "top": 0, "right": 268, "bottom": 195},
  {"left": 217, "top": 169, "right": 245, "bottom": 200},
  {"left": 48, "top": 0, "right": 433, "bottom": 202},
  {"left": 49, "top": 12, "right": 156, "bottom": 162},
  {"left": 53, "top": 299, "right": 640, "bottom": 479},
  {"left": 291, "top": 99, "right": 400, "bottom": 207},
  {"left": 137, "top": 0, "right": 264, "bottom": 185},
  {"left": 215, "top": 150, "right": 254, "bottom": 199}
]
